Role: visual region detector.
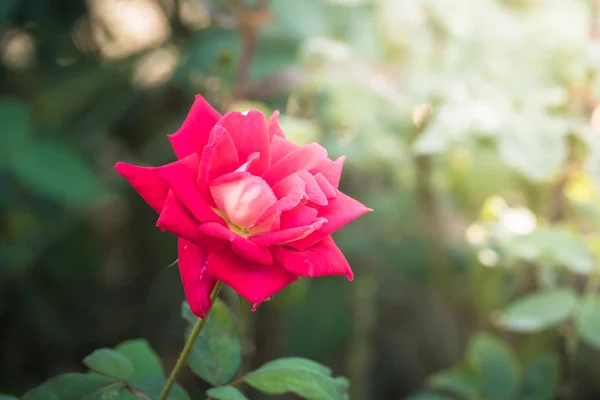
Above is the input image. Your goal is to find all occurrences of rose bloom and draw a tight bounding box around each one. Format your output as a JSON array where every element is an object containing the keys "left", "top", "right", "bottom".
[{"left": 115, "top": 96, "right": 371, "bottom": 317}]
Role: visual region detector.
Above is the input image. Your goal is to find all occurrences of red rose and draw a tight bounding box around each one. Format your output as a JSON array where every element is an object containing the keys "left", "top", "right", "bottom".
[{"left": 115, "top": 96, "right": 371, "bottom": 317}]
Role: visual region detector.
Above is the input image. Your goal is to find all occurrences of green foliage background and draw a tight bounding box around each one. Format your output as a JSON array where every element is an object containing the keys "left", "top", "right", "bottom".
[{"left": 3, "top": 0, "right": 600, "bottom": 398}]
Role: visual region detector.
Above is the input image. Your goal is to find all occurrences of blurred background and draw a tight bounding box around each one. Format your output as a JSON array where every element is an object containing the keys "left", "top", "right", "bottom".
[{"left": 3, "top": 0, "right": 600, "bottom": 399}]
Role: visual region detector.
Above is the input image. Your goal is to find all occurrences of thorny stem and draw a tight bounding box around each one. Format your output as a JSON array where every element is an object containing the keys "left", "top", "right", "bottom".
[{"left": 159, "top": 281, "right": 224, "bottom": 400}]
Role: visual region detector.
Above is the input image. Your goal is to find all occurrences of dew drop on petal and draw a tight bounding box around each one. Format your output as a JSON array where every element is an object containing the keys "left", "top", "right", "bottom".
[{"left": 251, "top": 301, "right": 259, "bottom": 311}]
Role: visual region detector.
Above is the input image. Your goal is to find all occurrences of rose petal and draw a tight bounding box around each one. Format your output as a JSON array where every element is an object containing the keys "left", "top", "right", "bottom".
[
  {"left": 157, "top": 191, "right": 225, "bottom": 252},
  {"left": 168, "top": 95, "right": 221, "bottom": 159},
  {"left": 178, "top": 238, "right": 218, "bottom": 318},
  {"left": 314, "top": 173, "right": 337, "bottom": 199},
  {"left": 286, "top": 190, "right": 372, "bottom": 250},
  {"left": 199, "top": 222, "right": 273, "bottom": 265},
  {"left": 267, "top": 110, "right": 286, "bottom": 140},
  {"left": 217, "top": 110, "right": 270, "bottom": 175},
  {"left": 153, "top": 153, "right": 222, "bottom": 223},
  {"left": 280, "top": 204, "right": 319, "bottom": 229},
  {"left": 251, "top": 172, "right": 306, "bottom": 229},
  {"left": 273, "top": 236, "right": 353, "bottom": 280},
  {"left": 198, "top": 126, "right": 239, "bottom": 186},
  {"left": 115, "top": 162, "right": 168, "bottom": 213},
  {"left": 157, "top": 190, "right": 199, "bottom": 240},
  {"left": 310, "top": 156, "right": 345, "bottom": 188},
  {"left": 271, "top": 173, "right": 306, "bottom": 211},
  {"left": 207, "top": 249, "right": 297, "bottom": 305},
  {"left": 251, "top": 218, "right": 327, "bottom": 247},
  {"left": 262, "top": 142, "right": 328, "bottom": 186},
  {"left": 210, "top": 175, "right": 277, "bottom": 229},
  {"left": 235, "top": 152, "right": 260, "bottom": 173},
  {"left": 297, "top": 170, "right": 327, "bottom": 206},
  {"left": 269, "top": 135, "right": 298, "bottom": 165}
]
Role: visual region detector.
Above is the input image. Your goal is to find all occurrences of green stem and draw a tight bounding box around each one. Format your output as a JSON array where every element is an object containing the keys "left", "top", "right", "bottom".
[{"left": 160, "top": 281, "right": 223, "bottom": 400}]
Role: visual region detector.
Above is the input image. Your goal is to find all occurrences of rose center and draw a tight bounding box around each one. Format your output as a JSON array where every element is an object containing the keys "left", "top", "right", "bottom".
[{"left": 209, "top": 175, "right": 278, "bottom": 236}]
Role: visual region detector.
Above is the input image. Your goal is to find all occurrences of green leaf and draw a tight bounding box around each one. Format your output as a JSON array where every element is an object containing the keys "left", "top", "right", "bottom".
[
  {"left": 429, "top": 368, "right": 479, "bottom": 400},
  {"left": 467, "top": 333, "right": 520, "bottom": 400},
  {"left": 575, "top": 295, "right": 600, "bottom": 350},
  {"left": 116, "top": 339, "right": 164, "bottom": 380},
  {"left": 205, "top": 386, "right": 249, "bottom": 400},
  {"left": 0, "top": 394, "right": 19, "bottom": 400},
  {"left": 22, "top": 372, "right": 119, "bottom": 400},
  {"left": 130, "top": 378, "right": 190, "bottom": 400},
  {"left": 83, "top": 349, "right": 134, "bottom": 380},
  {"left": 497, "top": 289, "right": 578, "bottom": 332},
  {"left": 0, "top": 97, "right": 31, "bottom": 166},
  {"left": 243, "top": 357, "right": 349, "bottom": 400},
  {"left": 184, "top": 299, "right": 241, "bottom": 385},
  {"left": 181, "top": 301, "right": 197, "bottom": 324},
  {"left": 8, "top": 141, "right": 106, "bottom": 205},
  {"left": 508, "top": 228, "right": 592, "bottom": 274},
  {"left": 519, "top": 353, "right": 560, "bottom": 400}
]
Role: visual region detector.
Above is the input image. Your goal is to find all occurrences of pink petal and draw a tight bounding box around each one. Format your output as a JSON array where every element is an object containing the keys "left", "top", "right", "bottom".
[
  {"left": 153, "top": 153, "right": 222, "bottom": 223},
  {"left": 198, "top": 126, "right": 239, "bottom": 187},
  {"left": 314, "top": 173, "right": 337, "bottom": 199},
  {"left": 168, "top": 95, "right": 221, "bottom": 159},
  {"left": 250, "top": 218, "right": 327, "bottom": 247},
  {"left": 269, "top": 135, "right": 299, "bottom": 166},
  {"left": 217, "top": 110, "right": 271, "bottom": 175},
  {"left": 157, "top": 191, "right": 225, "bottom": 252},
  {"left": 297, "top": 170, "right": 327, "bottom": 206},
  {"left": 210, "top": 175, "right": 277, "bottom": 229},
  {"left": 280, "top": 204, "right": 318, "bottom": 229},
  {"left": 198, "top": 221, "right": 235, "bottom": 240},
  {"left": 262, "top": 142, "right": 328, "bottom": 186},
  {"left": 199, "top": 222, "right": 273, "bottom": 265},
  {"left": 178, "top": 238, "right": 218, "bottom": 318},
  {"left": 235, "top": 152, "right": 260, "bottom": 173},
  {"left": 157, "top": 190, "right": 200, "bottom": 241},
  {"left": 231, "top": 235, "right": 273, "bottom": 264},
  {"left": 310, "top": 156, "right": 345, "bottom": 188},
  {"left": 211, "top": 170, "right": 251, "bottom": 186},
  {"left": 267, "top": 110, "right": 286, "bottom": 140},
  {"left": 271, "top": 173, "right": 306, "bottom": 211},
  {"left": 207, "top": 249, "right": 298, "bottom": 305},
  {"left": 273, "top": 236, "right": 353, "bottom": 280},
  {"left": 287, "top": 190, "right": 372, "bottom": 251},
  {"left": 115, "top": 162, "right": 169, "bottom": 213}
]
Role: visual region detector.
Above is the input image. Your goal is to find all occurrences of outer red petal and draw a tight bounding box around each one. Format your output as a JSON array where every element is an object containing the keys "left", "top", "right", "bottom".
[
  {"left": 269, "top": 135, "right": 298, "bottom": 165},
  {"left": 114, "top": 162, "right": 168, "bottom": 213},
  {"left": 267, "top": 110, "right": 286, "bottom": 140},
  {"left": 262, "top": 142, "right": 328, "bottom": 186},
  {"left": 273, "top": 236, "right": 353, "bottom": 280},
  {"left": 157, "top": 190, "right": 200, "bottom": 241},
  {"left": 153, "top": 153, "right": 222, "bottom": 223},
  {"left": 280, "top": 204, "right": 318, "bottom": 229},
  {"left": 178, "top": 238, "right": 218, "bottom": 318},
  {"left": 198, "top": 126, "right": 240, "bottom": 203},
  {"left": 250, "top": 218, "right": 326, "bottom": 247},
  {"left": 198, "top": 222, "right": 273, "bottom": 265},
  {"left": 168, "top": 95, "right": 221, "bottom": 159},
  {"left": 310, "top": 156, "right": 345, "bottom": 188},
  {"left": 287, "top": 190, "right": 372, "bottom": 250},
  {"left": 217, "top": 110, "right": 271, "bottom": 175},
  {"left": 207, "top": 249, "right": 297, "bottom": 306},
  {"left": 157, "top": 191, "right": 225, "bottom": 252}
]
